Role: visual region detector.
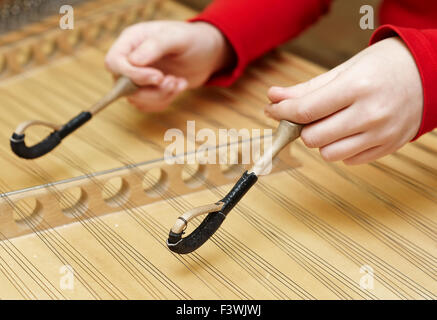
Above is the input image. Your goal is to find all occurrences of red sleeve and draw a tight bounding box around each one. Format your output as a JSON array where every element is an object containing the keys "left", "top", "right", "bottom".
[
  {"left": 190, "top": 0, "right": 332, "bottom": 86},
  {"left": 370, "top": 25, "right": 437, "bottom": 139}
]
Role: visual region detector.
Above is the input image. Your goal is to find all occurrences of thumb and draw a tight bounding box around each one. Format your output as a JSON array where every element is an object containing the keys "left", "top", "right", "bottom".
[
  {"left": 268, "top": 63, "right": 348, "bottom": 103},
  {"left": 128, "top": 36, "right": 184, "bottom": 67}
]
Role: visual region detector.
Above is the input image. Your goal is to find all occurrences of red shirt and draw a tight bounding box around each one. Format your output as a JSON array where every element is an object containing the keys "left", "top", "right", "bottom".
[{"left": 191, "top": 0, "right": 437, "bottom": 138}]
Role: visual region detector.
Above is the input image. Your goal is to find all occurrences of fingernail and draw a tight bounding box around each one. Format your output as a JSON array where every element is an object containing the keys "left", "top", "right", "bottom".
[
  {"left": 164, "top": 80, "right": 175, "bottom": 91},
  {"left": 150, "top": 75, "right": 161, "bottom": 85},
  {"left": 270, "top": 86, "right": 283, "bottom": 92},
  {"left": 177, "top": 79, "right": 188, "bottom": 91}
]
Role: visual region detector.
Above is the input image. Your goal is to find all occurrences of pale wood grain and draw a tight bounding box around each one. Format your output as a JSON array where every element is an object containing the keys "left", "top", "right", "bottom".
[{"left": 0, "top": 0, "right": 435, "bottom": 300}]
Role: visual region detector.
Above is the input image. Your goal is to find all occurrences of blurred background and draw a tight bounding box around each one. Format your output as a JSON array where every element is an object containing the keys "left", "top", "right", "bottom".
[
  {"left": 0, "top": 0, "right": 380, "bottom": 69},
  {"left": 179, "top": 0, "right": 380, "bottom": 69}
]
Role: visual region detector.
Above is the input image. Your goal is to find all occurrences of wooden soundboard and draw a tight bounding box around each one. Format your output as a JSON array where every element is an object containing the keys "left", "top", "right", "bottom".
[{"left": 0, "top": 0, "right": 435, "bottom": 299}]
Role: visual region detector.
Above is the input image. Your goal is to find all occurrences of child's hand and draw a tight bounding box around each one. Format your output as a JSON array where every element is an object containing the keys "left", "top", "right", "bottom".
[
  {"left": 105, "top": 21, "right": 232, "bottom": 111},
  {"left": 266, "top": 37, "right": 423, "bottom": 165}
]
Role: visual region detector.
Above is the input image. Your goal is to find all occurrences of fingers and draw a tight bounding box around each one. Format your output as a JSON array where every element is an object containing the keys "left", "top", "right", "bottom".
[
  {"left": 114, "top": 63, "right": 164, "bottom": 86},
  {"left": 127, "top": 76, "right": 188, "bottom": 112},
  {"left": 105, "top": 27, "right": 141, "bottom": 69},
  {"left": 105, "top": 23, "right": 185, "bottom": 86},
  {"left": 343, "top": 145, "right": 395, "bottom": 165},
  {"left": 267, "top": 63, "right": 351, "bottom": 103},
  {"left": 318, "top": 132, "right": 381, "bottom": 162},
  {"left": 265, "top": 73, "right": 355, "bottom": 124},
  {"left": 128, "top": 36, "right": 184, "bottom": 67},
  {"left": 105, "top": 23, "right": 190, "bottom": 106},
  {"left": 105, "top": 37, "right": 164, "bottom": 86},
  {"left": 300, "top": 103, "right": 371, "bottom": 148}
]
